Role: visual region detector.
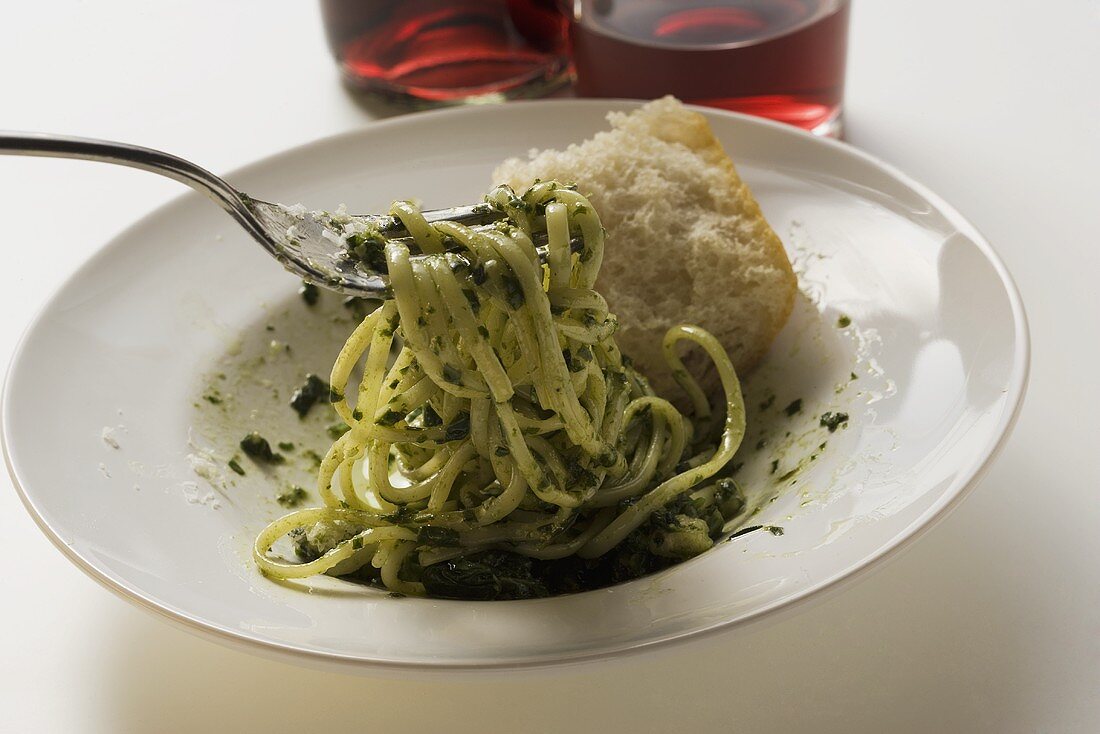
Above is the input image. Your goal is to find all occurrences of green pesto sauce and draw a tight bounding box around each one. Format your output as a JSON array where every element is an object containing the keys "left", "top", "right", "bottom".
[
  {"left": 302, "top": 449, "right": 324, "bottom": 469},
  {"left": 276, "top": 485, "right": 308, "bottom": 508}
]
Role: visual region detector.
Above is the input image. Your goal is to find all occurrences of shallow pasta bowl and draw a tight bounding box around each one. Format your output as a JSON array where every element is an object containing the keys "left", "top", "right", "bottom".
[{"left": 1, "top": 101, "right": 1028, "bottom": 671}]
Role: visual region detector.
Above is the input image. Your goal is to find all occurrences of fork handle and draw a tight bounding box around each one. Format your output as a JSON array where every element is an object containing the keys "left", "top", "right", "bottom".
[
  {"left": 0, "top": 131, "right": 505, "bottom": 238},
  {"left": 0, "top": 131, "right": 262, "bottom": 233}
]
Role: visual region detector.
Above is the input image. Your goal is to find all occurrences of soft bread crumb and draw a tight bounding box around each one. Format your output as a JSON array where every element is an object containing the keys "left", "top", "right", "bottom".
[{"left": 494, "top": 96, "right": 797, "bottom": 400}]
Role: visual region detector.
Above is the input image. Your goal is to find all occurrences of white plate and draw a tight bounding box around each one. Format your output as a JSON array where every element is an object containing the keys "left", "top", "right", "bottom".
[{"left": 1, "top": 101, "right": 1028, "bottom": 671}]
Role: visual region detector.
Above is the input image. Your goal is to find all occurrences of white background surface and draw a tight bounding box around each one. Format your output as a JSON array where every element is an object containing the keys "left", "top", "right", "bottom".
[{"left": 1, "top": 1, "right": 1097, "bottom": 732}]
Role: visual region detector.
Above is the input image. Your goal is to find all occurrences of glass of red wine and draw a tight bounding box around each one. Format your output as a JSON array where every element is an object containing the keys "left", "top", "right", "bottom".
[
  {"left": 569, "top": 0, "right": 851, "bottom": 137},
  {"left": 319, "top": 0, "right": 573, "bottom": 106}
]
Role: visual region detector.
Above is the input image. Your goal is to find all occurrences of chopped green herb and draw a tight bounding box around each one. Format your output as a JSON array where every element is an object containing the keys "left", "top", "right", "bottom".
[
  {"left": 299, "top": 281, "right": 319, "bottom": 306},
  {"left": 344, "top": 229, "right": 388, "bottom": 272},
  {"left": 277, "top": 441, "right": 295, "bottom": 451},
  {"left": 463, "top": 289, "right": 480, "bottom": 314},
  {"left": 376, "top": 409, "right": 404, "bottom": 427},
  {"left": 327, "top": 422, "right": 350, "bottom": 439},
  {"left": 501, "top": 274, "right": 525, "bottom": 309},
  {"left": 770, "top": 459, "right": 779, "bottom": 474},
  {"left": 494, "top": 445, "right": 510, "bottom": 457},
  {"left": 202, "top": 392, "right": 222, "bottom": 405},
  {"left": 784, "top": 398, "right": 803, "bottom": 417},
  {"left": 351, "top": 535, "right": 364, "bottom": 550},
  {"left": 228, "top": 458, "right": 245, "bottom": 476},
  {"left": 441, "top": 364, "right": 463, "bottom": 385},
  {"left": 421, "top": 404, "right": 443, "bottom": 427},
  {"left": 820, "top": 411, "right": 850, "bottom": 432},
  {"left": 289, "top": 374, "right": 330, "bottom": 418},
  {"left": 443, "top": 412, "right": 471, "bottom": 442},
  {"left": 766, "top": 525, "right": 785, "bottom": 536},
  {"left": 240, "top": 432, "right": 284, "bottom": 463},
  {"left": 837, "top": 314, "right": 851, "bottom": 328},
  {"left": 382, "top": 505, "right": 416, "bottom": 524},
  {"left": 759, "top": 394, "right": 775, "bottom": 411}
]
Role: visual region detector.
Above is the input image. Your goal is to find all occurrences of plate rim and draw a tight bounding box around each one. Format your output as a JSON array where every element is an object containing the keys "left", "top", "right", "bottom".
[{"left": 1, "top": 100, "right": 1031, "bottom": 671}]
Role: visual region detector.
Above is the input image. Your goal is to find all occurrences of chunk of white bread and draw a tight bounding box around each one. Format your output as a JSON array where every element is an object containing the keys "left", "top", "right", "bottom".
[{"left": 493, "top": 96, "right": 797, "bottom": 401}]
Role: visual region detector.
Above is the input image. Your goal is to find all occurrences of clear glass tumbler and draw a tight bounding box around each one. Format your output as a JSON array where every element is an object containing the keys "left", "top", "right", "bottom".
[
  {"left": 569, "top": 0, "right": 851, "bottom": 136},
  {"left": 320, "top": 0, "right": 573, "bottom": 106}
]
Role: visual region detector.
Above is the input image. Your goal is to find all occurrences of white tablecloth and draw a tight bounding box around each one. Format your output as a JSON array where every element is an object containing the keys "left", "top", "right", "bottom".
[{"left": 2, "top": 2, "right": 1098, "bottom": 731}]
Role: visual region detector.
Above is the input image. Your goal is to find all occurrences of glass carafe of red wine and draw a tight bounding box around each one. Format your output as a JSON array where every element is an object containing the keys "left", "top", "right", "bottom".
[
  {"left": 569, "top": 0, "right": 850, "bottom": 136},
  {"left": 320, "top": 0, "right": 573, "bottom": 106}
]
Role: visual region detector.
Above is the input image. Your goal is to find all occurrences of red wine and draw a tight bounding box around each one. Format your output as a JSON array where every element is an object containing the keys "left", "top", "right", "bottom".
[
  {"left": 320, "top": 0, "right": 571, "bottom": 103},
  {"left": 571, "top": 0, "right": 850, "bottom": 135}
]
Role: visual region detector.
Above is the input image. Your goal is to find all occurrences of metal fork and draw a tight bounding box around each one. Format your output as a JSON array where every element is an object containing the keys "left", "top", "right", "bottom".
[{"left": 0, "top": 132, "right": 507, "bottom": 297}]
